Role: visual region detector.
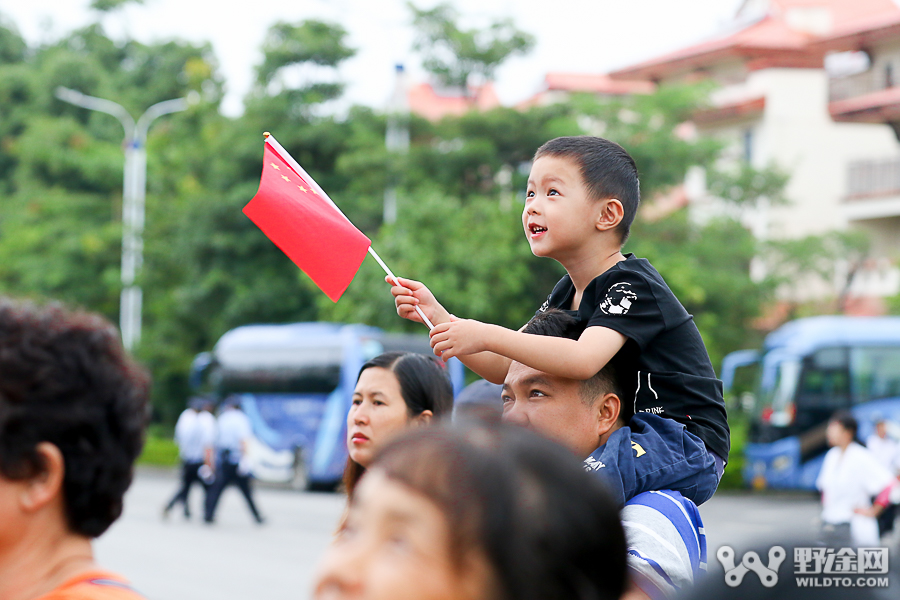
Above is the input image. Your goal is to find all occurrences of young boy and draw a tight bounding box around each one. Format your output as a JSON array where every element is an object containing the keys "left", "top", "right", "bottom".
[{"left": 389, "top": 136, "right": 729, "bottom": 505}]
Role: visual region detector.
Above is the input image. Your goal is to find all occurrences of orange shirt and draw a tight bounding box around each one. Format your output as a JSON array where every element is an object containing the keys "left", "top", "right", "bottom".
[{"left": 34, "top": 570, "right": 143, "bottom": 600}]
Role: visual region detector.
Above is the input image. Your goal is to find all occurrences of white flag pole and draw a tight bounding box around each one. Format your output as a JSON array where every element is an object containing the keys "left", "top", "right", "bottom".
[
  {"left": 263, "top": 133, "right": 435, "bottom": 331},
  {"left": 264, "top": 133, "right": 349, "bottom": 222},
  {"left": 368, "top": 247, "right": 435, "bottom": 330}
]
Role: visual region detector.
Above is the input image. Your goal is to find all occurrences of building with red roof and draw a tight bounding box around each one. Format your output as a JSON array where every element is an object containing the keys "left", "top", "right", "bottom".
[
  {"left": 610, "top": 0, "right": 900, "bottom": 309},
  {"left": 405, "top": 81, "right": 501, "bottom": 121},
  {"left": 517, "top": 72, "right": 654, "bottom": 109}
]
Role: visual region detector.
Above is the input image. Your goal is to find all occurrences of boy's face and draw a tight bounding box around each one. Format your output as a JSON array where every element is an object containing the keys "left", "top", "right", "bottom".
[
  {"left": 524, "top": 155, "right": 602, "bottom": 261},
  {"left": 501, "top": 360, "right": 605, "bottom": 459}
]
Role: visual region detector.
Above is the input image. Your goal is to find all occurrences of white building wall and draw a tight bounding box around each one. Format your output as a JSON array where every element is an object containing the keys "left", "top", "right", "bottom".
[
  {"left": 692, "top": 68, "right": 899, "bottom": 242},
  {"left": 750, "top": 68, "right": 898, "bottom": 239}
]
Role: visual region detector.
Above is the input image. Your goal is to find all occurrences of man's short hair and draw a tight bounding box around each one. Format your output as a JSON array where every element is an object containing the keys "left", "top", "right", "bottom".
[
  {"left": 0, "top": 298, "right": 149, "bottom": 537},
  {"left": 523, "top": 309, "right": 622, "bottom": 405},
  {"left": 534, "top": 136, "right": 640, "bottom": 245}
]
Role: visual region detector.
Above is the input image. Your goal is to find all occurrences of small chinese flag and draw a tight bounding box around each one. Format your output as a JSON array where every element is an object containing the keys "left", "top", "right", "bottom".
[{"left": 243, "top": 142, "right": 371, "bottom": 302}]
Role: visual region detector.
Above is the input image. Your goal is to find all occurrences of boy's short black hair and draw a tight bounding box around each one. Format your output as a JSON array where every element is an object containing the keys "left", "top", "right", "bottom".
[
  {"left": 534, "top": 136, "right": 640, "bottom": 245},
  {"left": 0, "top": 298, "right": 150, "bottom": 537},
  {"left": 523, "top": 309, "right": 622, "bottom": 407}
]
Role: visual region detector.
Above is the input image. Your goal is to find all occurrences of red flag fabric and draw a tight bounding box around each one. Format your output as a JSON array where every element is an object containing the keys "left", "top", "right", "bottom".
[{"left": 243, "top": 143, "right": 371, "bottom": 302}]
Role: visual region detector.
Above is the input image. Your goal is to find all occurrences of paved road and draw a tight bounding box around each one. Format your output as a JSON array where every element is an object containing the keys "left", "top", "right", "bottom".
[
  {"left": 96, "top": 469, "right": 344, "bottom": 600},
  {"left": 95, "top": 470, "right": 861, "bottom": 599}
]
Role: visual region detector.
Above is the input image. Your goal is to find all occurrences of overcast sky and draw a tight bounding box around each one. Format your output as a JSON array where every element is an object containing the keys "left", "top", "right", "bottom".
[{"left": 1, "top": 0, "right": 743, "bottom": 116}]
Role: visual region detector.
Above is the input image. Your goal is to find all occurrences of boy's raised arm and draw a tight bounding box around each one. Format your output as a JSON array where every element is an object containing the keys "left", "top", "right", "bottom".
[
  {"left": 389, "top": 277, "right": 513, "bottom": 383},
  {"left": 430, "top": 320, "right": 627, "bottom": 381}
]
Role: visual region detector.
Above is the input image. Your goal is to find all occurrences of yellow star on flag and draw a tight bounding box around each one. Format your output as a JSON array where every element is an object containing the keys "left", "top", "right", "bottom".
[
  {"left": 281, "top": 175, "right": 291, "bottom": 182},
  {"left": 270, "top": 163, "right": 280, "bottom": 170},
  {"left": 298, "top": 185, "right": 307, "bottom": 192}
]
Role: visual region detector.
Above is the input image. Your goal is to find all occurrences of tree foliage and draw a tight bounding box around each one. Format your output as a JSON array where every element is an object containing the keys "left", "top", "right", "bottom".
[{"left": 409, "top": 2, "right": 534, "bottom": 91}]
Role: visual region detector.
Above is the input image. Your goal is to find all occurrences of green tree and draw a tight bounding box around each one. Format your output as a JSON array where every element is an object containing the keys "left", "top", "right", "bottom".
[
  {"left": 409, "top": 2, "right": 534, "bottom": 94},
  {"left": 90, "top": 0, "right": 144, "bottom": 12}
]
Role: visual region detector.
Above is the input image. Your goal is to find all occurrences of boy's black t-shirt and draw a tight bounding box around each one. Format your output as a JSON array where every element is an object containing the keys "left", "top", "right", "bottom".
[{"left": 536, "top": 254, "right": 730, "bottom": 460}]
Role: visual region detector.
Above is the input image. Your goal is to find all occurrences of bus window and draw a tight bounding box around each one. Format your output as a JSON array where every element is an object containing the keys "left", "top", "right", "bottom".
[
  {"left": 850, "top": 347, "right": 900, "bottom": 404},
  {"left": 796, "top": 347, "right": 850, "bottom": 413},
  {"left": 756, "top": 358, "right": 800, "bottom": 427}
]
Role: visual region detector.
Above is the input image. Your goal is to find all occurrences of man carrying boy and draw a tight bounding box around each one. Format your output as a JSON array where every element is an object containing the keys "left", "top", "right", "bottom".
[
  {"left": 390, "top": 135, "right": 729, "bottom": 505},
  {"left": 503, "top": 309, "right": 707, "bottom": 599}
]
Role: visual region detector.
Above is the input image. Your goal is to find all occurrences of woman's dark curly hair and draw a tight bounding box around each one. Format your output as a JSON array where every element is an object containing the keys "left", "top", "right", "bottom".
[{"left": 0, "top": 298, "right": 150, "bottom": 537}]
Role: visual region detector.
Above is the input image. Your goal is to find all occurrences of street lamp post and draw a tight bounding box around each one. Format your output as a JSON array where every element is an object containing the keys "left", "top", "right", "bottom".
[
  {"left": 384, "top": 64, "right": 410, "bottom": 224},
  {"left": 55, "top": 87, "right": 191, "bottom": 351}
]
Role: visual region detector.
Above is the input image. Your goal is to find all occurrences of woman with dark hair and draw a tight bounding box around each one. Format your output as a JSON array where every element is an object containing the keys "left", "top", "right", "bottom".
[
  {"left": 315, "top": 423, "right": 627, "bottom": 600},
  {"left": 343, "top": 351, "right": 453, "bottom": 497},
  {"left": 817, "top": 410, "right": 898, "bottom": 546}
]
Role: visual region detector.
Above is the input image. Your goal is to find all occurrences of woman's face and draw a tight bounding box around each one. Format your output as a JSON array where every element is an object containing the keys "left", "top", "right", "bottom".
[
  {"left": 826, "top": 420, "right": 852, "bottom": 448},
  {"left": 347, "top": 368, "right": 414, "bottom": 468},
  {"left": 314, "top": 469, "right": 488, "bottom": 600}
]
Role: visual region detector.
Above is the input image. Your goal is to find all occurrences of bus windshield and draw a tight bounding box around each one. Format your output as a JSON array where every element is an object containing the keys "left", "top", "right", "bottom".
[{"left": 758, "top": 358, "right": 800, "bottom": 425}]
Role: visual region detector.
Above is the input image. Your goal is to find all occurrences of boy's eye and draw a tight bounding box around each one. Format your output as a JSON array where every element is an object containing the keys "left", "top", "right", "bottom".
[
  {"left": 501, "top": 394, "right": 513, "bottom": 404},
  {"left": 548, "top": 188, "right": 559, "bottom": 196},
  {"left": 351, "top": 398, "right": 362, "bottom": 406},
  {"left": 530, "top": 389, "right": 547, "bottom": 398},
  {"left": 373, "top": 399, "right": 386, "bottom": 406},
  {"left": 526, "top": 190, "right": 535, "bottom": 198}
]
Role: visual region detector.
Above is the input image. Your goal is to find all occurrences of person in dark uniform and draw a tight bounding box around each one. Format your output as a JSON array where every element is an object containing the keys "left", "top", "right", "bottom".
[
  {"left": 163, "top": 396, "right": 215, "bottom": 520},
  {"left": 203, "top": 397, "right": 263, "bottom": 524}
]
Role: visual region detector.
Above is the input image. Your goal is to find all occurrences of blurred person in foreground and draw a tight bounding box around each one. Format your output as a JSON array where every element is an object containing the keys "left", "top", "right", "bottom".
[
  {"left": 0, "top": 298, "right": 149, "bottom": 600},
  {"left": 204, "top": 396, "right": 263, "bottom": 524},
  {"left": 817, "top": 411, "right": 900, "bottom": 546},
  {"left": 162, "top": 396, "right": 216, "bottom": 520},
  {"left": 452, "top": 379, "right": 503, "bottom": 424},
  {"left": 343, "top": 351, "right": 453, "bottom": 499},
  {"left": 314, "top": 423, "right": 627, "bottom": 600},
  {"left": 502, "top": 309, "right": 706, "bottom": 599}
]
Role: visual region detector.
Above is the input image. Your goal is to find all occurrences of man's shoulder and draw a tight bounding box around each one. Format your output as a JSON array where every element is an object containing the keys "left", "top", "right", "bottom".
[
  {"left": 622, "top": 490, "right": 706, "bottom": 597},
  {"left": 624, "top": 489, "right": 702, "bottom": 530}
]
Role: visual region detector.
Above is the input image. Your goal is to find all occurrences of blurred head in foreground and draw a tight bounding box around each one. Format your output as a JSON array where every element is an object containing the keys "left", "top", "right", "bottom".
[
  {"left": 452, "top": 379, "right": 503, "bottom": 424},
  {"left": 316, "top": 423, "right": 627, "bottom": 600},
  {"left": 344, "top": 351, "right": 453, "bottom": 496},
  {"left": 0, "top": 298, "right": 149, "bottom": 597}
]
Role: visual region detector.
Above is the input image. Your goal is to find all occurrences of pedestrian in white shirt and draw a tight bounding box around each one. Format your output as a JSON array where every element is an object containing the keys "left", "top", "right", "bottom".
[
  {"left": 817, "top": 411, "right": 897, "bottom": 546},
  {"left": 203, "top": 397, "right": 264, "bottom": 524},
  {"left": 865, "top": 418, "right": 899, "bottom": 473},
  {"left": 163, "top": 396, "right": 216, "bottom": 519}
]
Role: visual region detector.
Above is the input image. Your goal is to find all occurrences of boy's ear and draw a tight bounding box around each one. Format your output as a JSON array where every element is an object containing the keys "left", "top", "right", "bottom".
[{"left": 595, "top": 198, "right": 625, "bottom": 233}]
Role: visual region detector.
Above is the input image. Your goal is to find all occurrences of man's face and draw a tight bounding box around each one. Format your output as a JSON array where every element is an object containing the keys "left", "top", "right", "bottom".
[{"left": 501, "top": 361, "right": 602, "bottom": 459}]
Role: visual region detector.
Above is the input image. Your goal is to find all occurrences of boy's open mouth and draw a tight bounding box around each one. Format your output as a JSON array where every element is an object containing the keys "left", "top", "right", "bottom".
[{"left": 529, "top": 225, "right": 547, "bottom": 235}]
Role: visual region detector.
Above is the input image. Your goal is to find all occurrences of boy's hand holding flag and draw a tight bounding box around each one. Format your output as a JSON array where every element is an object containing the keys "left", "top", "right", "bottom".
[{"left": 243, "top": 133, "right": 434, "bottom": 328}]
